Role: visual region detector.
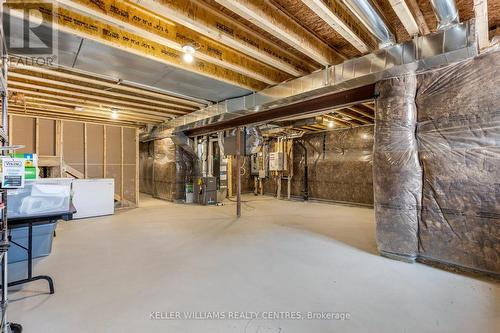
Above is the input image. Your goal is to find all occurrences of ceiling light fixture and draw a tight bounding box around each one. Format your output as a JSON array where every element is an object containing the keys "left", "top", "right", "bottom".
[
  {"left": 182, "top": 44, "right": 197, "bottom": 63},
  {"left": 182, "top": 45, "right": 196, "bottom": 54},
  {"left": 182, "top": 53, "right": 194, "bottom": 63},
  {"left": 111, "top": 110, "right": 119, "bottom": 119},
  {"left": 74, "top": 106, "right": 84, "bottom": 112},
  {"left": 327, "top": 121, "right": 335, "bottom": 128}
]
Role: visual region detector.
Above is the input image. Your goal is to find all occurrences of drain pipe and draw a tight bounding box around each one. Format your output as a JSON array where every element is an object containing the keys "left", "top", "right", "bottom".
[
  {"left": 296, "top": 141, "right": 309, "bottom": 201},
  {"left": 429, "top": 0, "right": 459, "bottom": 30},
  {"left": 341, "top": 0, "right": 395, "bottom": 47}
]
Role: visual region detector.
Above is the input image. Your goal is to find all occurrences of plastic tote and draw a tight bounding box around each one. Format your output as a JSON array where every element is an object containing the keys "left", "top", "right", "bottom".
[{"left": 6, "top": 179, "right": 72, "bottom": 219}]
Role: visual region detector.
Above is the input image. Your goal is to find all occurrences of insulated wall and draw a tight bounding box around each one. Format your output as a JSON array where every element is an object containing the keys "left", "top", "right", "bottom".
[
  {"left": 415, "top": 51, "right": 500, "bottom": 274},
  {"left": 373, "top": 75, "right": 421, "bottom": 260},
  {"left": 262, "top": 126, "right": 374, "bottom": 205},
  {"left": 373, "top": 51, "right": 500, "bottom": 275},
  {"left": 139, "top": 138, "right": 194, "bottom": 202},
  {"left": 152, "top": 138, "right": 177, "bottom": 201},
  {"left": 9, "top": 115, "right": 139, "bottom": 206},
  {"left": 139, "top": 141, "right": 154, "bottom": 195}
]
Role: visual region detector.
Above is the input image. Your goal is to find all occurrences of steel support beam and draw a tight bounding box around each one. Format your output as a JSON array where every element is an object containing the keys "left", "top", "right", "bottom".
[{"left": 185, "top": 84, "right": 375, "bottom": 136}]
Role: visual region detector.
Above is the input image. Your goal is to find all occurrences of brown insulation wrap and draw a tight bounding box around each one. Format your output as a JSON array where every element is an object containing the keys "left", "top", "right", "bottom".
[
  {"left": 175, "top": 145, "right": 194, "bottom": 201},
  {"left": 294, "top": 126, "right": 373, "bottom": 204},
  {"left": 260, "top": 126, "right": 374, "bottom": 205},
  {"left": 140, "top": 139, "right": 194, "bottom": 202},
  {"left": 139, "top": 141, "right": 154, "bottom": 195},
  {"left": 374, "top": 75, "right": 422, "bottom": 260},
  {"left": 152, "top": 138, "right": 177, "bottom": 201},
  {"left": 416, "top": 52, "right": 500, "bottom": 274}
]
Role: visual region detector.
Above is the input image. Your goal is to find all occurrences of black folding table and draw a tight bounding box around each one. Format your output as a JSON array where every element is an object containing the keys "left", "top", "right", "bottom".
[{"left": 1, "top": 205, "right": 76, "bottom": 294}]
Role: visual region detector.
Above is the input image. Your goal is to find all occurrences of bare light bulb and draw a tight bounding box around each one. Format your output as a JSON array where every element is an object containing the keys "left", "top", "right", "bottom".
[
  {"left": 327, "top": 121, "right": 335, "bottom": 128},
  {"left": 111, "top": 111, "right": 119, "bottom": 119},
  {"left": 183, "top": 53, "right": 194, "bottom": 63}
]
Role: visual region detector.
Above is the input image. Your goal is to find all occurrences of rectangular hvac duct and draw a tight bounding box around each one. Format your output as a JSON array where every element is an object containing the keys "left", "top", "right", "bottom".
[{"left": 164, "top": 20, "right": 476, "bottom": 136}]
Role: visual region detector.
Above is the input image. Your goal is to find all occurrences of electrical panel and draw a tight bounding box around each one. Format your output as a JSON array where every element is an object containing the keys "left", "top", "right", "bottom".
[{"left": 269, "top": 152, "right": 284, "bottom": 171}]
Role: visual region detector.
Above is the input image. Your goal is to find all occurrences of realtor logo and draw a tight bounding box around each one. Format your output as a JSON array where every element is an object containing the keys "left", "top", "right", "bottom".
[{"left": 2, "top": 1, "right": 58, "bottom": 64}]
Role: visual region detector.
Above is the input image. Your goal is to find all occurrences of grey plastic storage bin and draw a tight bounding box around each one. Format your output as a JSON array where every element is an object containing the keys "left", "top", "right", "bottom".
[
  {"left": 6, "top": 179, "right": 71, "bottom": 219},
  {"left": 7, "top": 222, "right": 57, "bottom": 263}
]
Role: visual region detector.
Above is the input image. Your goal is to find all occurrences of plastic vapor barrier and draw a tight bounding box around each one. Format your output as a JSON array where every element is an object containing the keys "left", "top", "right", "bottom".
[
  {"left": 262, "top": 126, "right": 374, "bottom": 205},
  {"left": 373, "top": 75, "right": 422, "bottom": 260},
  {"left": 374, "top": 51, "right": 500, "bottom": 274},
  {"left": 415, "top": 51, "right": 500, "bottom": 274},
  {"left": 152, "top": 138, "right": 177, "bottom": 201}
]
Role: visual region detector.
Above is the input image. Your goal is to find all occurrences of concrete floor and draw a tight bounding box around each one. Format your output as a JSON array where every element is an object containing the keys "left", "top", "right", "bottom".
[{"left": 8, "top": 194, "right": 500, "bottom": 332}]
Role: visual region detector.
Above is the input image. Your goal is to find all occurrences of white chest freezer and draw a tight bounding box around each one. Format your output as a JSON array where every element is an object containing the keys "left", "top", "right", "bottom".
[{"left": 72, "top": 179, "right": 115, "bottom": 219}]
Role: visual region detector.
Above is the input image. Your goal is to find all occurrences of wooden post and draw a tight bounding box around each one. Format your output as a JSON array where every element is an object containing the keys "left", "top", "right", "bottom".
[
  {"left": 236, "top": 127, "right": 241, "bottom": 218},
  {"left": 120, "top": 127, "right": 124, "bottom": 205},
  {"left": 35, "top": 117, "right": 40, "bottom": 155},
  {"left": 8, "top": 115, "right": 13, "bottom": 144},
  {"left": 227, "top": 155, "right": 233, "bottom": 197},
  {"left": 59, "top": 121, "right": 64, "bottom": 177},
  {"left": 103, "top": 126, "right": 107, "bottom": 178},
  {"left": 83, "top": 123, "right": 88, "bottom": 178},
  {"left": 135, "top": 128, "right": 139, "bottom": 206}
]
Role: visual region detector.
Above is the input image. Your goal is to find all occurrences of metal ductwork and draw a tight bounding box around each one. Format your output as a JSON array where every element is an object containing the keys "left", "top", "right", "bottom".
[
  {"left": 171, "top": 131, "right": 195, "bottom": 155},
  {"left": 168, "top": 21, "right": 475, "bottom": 135},
  {"left": 245, "top": 127, "right": 263, "bottom": 155},
  {"left": 341, "top": 0, "right": 395, "bottom": 47},
  {"left": 429, "top": 0, "right": 459, "bottom": 30}
]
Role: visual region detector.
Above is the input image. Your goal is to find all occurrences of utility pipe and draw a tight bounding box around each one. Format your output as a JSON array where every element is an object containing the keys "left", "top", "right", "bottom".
[
  {"left": 429, "top": 0, "right": 459, "bottom": 30},
  {"left": 236, "top": 127, "right": 242, "bottom": 218},
  {"left": 341, "top": 0, "right": 395, "bottom": 47},
  {"left": 296, "top": 141, "right": 309, "bottom": 201}
]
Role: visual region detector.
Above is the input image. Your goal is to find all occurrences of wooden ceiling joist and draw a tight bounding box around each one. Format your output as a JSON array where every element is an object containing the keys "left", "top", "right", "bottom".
[
  {"left": 126, "top": 0, "right": 314, "bottom": 76},
  {"left": 9, "top": 106, "right": 150, "bottom": 126},
  {"left": 10, "top": 88, "right": 176, "bottom": 119},
  {"left": 213, "top": 0, "right": 345, "bottom": 65},
  {"left": 11, "top": 64, "right": 205, "bottom": 109},
  {"left": 301, "top": 0, "right": 371, "bottom": 53},
  {"left": 474, "top": 0, "right": 490, "bottom": 50},
  {"left": 386, "top": 0, "right": 420, "bottom": 36},
  {"left": 8, "top": 72, "right": 191, "bottom": 114},
  {"left": 322, "top": 114, "right": 352, "bottom": 127},
  {"left": 9, "top": 83, "right": 186, "bottom": 117},
  {"left": 334, "top": 109, "right": 371, "bottom": 124},
  {"left": 9, "top": 108, "right": 144, "bottom": 127},
  {"left": 347, "top": 105, "right": 375, "bottom": 119},
  {"left": 11, "top": 102, "right": 163, "bottom": 123},
  {"left": 20, "top": 97, "right": 168, "bottom": 122},
  {"left": 404, "top": 0, "right": 430, "bottom": 35},
  {"left": 55, "top": 0, "right": 291, "bottom": 85},
  {"left": 5, "top": 2, "right": 268, "bottom": 91}
]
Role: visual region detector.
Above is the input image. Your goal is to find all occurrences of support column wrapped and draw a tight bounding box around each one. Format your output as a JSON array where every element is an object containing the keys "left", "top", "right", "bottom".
[{"left": 373, "top": 75, "right": 422, "bottom": 261}]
